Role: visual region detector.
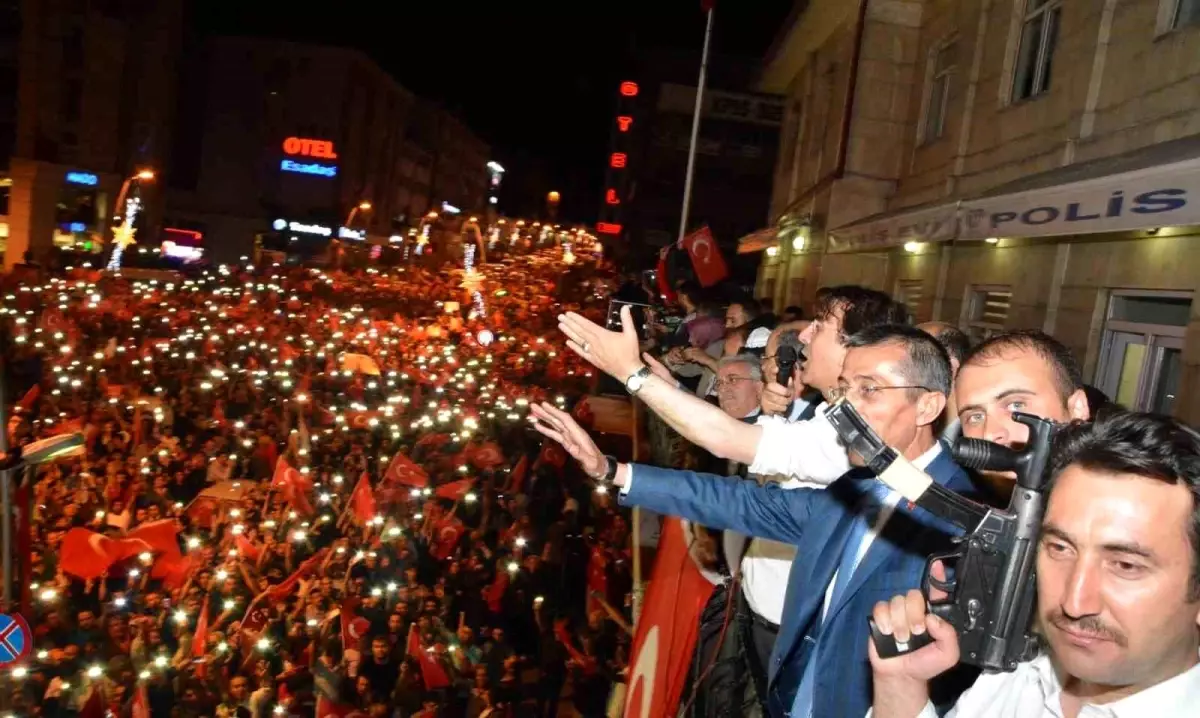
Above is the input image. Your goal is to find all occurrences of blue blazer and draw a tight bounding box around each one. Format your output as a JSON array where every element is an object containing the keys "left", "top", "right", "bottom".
[{"left": 621, "top": 447, "right": 981, "bottom": 718}]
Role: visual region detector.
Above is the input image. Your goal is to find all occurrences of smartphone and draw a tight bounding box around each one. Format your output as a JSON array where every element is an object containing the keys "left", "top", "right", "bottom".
[{"left": 606, "top": 300, "right": 653, "bottom": 341}]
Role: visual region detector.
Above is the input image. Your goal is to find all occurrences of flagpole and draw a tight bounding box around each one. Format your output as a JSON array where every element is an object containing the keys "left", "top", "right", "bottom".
[{"left": 677, "top": 4, "right": 715, "bottom": 243}]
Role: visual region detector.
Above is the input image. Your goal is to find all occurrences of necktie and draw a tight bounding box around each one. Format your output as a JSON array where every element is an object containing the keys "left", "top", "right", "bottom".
[{"left": 790, "top": 480, "right": 891, "bottom": 718}]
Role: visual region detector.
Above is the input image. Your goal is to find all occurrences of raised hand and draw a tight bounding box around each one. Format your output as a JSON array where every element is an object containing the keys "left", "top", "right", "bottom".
[
  {"left": 530, "top": 402, "right": 606, "bottom": 478},
  {"left": 558, "top": 305, "right": 643, "bottom": 381}
]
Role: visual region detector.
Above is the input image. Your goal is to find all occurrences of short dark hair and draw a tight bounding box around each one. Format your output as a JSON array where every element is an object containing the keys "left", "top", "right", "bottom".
[
  {"left": 927, "top": 324, "right": 971, "bottom": 366},
  {"left": 814, "top": 286, "right": 910, "bottom": 340},
  {"left": 844, "top": 324, "right": 953, "bottom": 397},
  {"left": 783, "top": 305, "right": 804, "bottom": 320},
  {"left": 1050, "top": 409, "right": 1200, "bottom": 600},
  {"left": 963, "top": 330, "right": 1083, "bottom": 402}
]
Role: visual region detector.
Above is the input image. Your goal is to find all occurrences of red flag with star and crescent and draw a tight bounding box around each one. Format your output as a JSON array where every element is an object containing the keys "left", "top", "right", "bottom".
[
  {"left": 624, "top": 518, "right": 714, "bottom": 718},
  {"left": 272, "top": 456, "right": 314, "bottom": 515},
  {"left": 680, "top": 225, "right": 728, "bottom": 287}
]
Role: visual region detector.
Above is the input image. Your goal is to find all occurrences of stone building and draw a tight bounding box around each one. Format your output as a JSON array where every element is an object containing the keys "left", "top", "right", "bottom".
[{"left": 746, "top": 0, "right": 1200, "bottom": 420}]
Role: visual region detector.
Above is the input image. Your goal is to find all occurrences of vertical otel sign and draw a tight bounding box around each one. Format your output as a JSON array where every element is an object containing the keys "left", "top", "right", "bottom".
[
  {"left": 596, "top": 81, "right": 639, "bottom": 237},
  {"left": 281, "top": 136, "right": 339, "bottom": 178}
]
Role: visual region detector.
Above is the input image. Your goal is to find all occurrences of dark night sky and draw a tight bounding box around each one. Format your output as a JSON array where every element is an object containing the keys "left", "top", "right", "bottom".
[{"left": 196, "top": 1, "right": 796, "bottom": 223}]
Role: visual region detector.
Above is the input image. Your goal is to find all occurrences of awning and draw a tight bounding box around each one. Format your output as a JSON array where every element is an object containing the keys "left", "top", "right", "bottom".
[
  {"left": 826, "top": 134, "right": 1200, "bottom": 252},
  {"left": 826, "top": 201, "right": 959, "bottom": 253},
  {"left": 737, "top": 227, "right": 778, "bottom": 254}
]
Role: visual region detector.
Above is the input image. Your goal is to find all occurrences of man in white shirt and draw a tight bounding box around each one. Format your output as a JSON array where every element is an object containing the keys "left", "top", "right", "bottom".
[
  {"left": 868, "top": 410, "right": 1200, "bottom": 718},
  {"left": 560, "top": 286, "right": 909, "bottom": 485}
]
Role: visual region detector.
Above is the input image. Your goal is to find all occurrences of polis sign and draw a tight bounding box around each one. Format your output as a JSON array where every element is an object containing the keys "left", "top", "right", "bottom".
[{"left": 281, "top": 137, "right": 338, "bottom": 178}]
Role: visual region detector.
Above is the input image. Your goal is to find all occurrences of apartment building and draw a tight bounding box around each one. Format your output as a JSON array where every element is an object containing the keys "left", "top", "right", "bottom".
[{"left": 747, "top": 0, "right": 1200, "bottom": 421}]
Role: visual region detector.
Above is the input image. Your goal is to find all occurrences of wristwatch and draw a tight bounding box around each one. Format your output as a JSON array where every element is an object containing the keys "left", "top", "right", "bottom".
[
  {"left": 624, "top": 365, "right": 653, "bottom": 395},
  {"left": 589, "top": 455, "right": 618, "bottom": 483}
]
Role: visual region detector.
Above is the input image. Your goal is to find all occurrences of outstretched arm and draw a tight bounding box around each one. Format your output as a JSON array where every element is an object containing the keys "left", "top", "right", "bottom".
[{"left": 557, "top": 307, "right": 761, "bottom": 463}]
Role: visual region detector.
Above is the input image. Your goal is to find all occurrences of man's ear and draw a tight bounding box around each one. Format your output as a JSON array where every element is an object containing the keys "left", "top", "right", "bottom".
[
  {"left": 916, "top": 391, "right": 947, "bottom": 428},
  {"left": 1067, "top": 388, "right": 1090, "bottom": 421}
]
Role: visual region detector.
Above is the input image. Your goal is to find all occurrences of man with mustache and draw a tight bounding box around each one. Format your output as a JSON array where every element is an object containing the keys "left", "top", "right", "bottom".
[{"left": 868, "top": 410, "right": 1200, "bottom": 717}]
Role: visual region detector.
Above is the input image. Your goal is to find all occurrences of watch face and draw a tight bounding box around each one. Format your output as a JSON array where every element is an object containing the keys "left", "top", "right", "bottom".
[{"left": 626, "top": 373, "right": 645, "bottom": 392}]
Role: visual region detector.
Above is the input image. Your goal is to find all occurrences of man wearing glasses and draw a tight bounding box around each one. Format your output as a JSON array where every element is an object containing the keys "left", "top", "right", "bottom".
[{"left": 531, "top": 324, "right": 982, "bottom": 718}]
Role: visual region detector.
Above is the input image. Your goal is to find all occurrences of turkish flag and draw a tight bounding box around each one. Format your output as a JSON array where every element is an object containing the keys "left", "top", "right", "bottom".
[
  {"left": 315, "top": 697, "right": 368, "bottom": 718},
  {"left": 350, "top": 472, "right": 377, "bottom": 523},
  {"left": 407, "top": 625, "right": 452, "bottom": 690},
  {"left": 341, "top": 598, "right": 371, "bottom": 654},
  {"left": 469, "top": 441, "right": 505, "bottom": 469},
  {"left": 536, "top": 441, "right": 567, "bottom": 471},
  {"left": 344, "top": 410, "right": 383, "bottom": 431},
  {"left": 383, "top": 451, "right": 430, "bottom": 488},
  {"left": 681, "top": 226, "right": 728, "bottom": 287},
  {"left": 624, "top": 518, "right": 715, "bottom": 718},
  {"left": 656, "top": 247, "right": 677, "bottom": 303},
  {"left": 192, "top": 597, "right": 210, "bottom": 658},
  {"left": 272, "top": 457, "right": 314, "bottom": 515},
  {"left": 430, "top": 517, "right": 465, "bottom": 560},
  {"left": 434, "top": 479, "right": 473, "bottom": 501},
  {"left": 265, "top": 547, "right": 329, "bottom": 602},
  {"left": 240, "top": 601, "right": 274, "bottom": 636}
]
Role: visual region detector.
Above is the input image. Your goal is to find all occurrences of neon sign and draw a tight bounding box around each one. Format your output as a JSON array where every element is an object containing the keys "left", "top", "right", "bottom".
[
  {"left": 66, "top": 171, "right": 98, "bottom": 186},
  {"left": 282, "top": 137, "right": 338, "bottom": 159},
  {"left": 610, "top": 153, "right": 627, "bottom": 168},
  {"left": 596, "top": 222, "right": 622, "bottom": 235},
  {"left": 337, "top": 227, "right": 366, "bottom": 241},
  {"left": 272, "top": 219, "right": 333, "bottom": 236},
  {"left": 619, "top": 82, "right": 639, "bottom": 97},
  {"left": 281, "top": 159, "right": 337, "bottom": 177},
  {"left": 617, "top": 116, "right": 633, "bottom": 132},
  {"left": 605, "top": 189, "right": 620, "bottom": 205}
]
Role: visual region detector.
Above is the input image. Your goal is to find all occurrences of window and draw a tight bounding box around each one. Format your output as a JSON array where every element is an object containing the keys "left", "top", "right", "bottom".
[
  {"left": 1167, "top": 0, "right": 1200, "bottom": 30},
  {"left": 895, "top": 279, "right": 924, "bottom": 322},
  {"left": 964, "top": 286, "right": 1012, "bottom": 342},
  {"left": 922, "top": 41, "right": 957, "bottom": 144},
  {"left": 1095, "top": 291, "right": 1191, "bottom": 414},
  {"left": 1012, "top": 0, "right": 1061, "bottom": 102}
]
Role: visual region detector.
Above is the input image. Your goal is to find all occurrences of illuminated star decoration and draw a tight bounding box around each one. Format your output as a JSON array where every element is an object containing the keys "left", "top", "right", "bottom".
[
  {"left": 461, "top": 244, "right": 487, "bottom": 317},
  {"left": 107, "top": 197, "right": 142, "bottom": 271}
]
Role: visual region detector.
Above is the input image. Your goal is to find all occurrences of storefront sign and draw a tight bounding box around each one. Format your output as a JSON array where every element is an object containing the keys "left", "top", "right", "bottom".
[
  {"left": 272, "top": 219, "right": 333, "bottom": 237},
  {"left": 337, "top": 227, "right": 365, "bottom": 241},
  {"left": 66, "top": 171, "right": 98, "bottom": 186},
  {"left": 280, "top": 160, "right": 337, "bottom": 177},
  {"left": 826, "top": 156, "right": 1200, "bottom": 252},
  {"left": 281, "top": 137, "right": 338, "bottom": 178},
  {"left": 827, "top": 202, "right": 959, "bottom": 252},
  {"left": 282, "top": 137, "right": 338, "bottom": 159},
  {"left": 959, "top": 156, "right": 1200, "bottom": 240}
]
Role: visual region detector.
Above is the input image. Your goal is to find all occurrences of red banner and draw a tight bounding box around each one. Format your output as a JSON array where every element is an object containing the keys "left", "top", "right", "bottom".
[
  {"left": 624, "top": 518, "right": 715, "bottom": 718},
  {"left": 681, "top": 226, "right": 729, "bottom": 287}
]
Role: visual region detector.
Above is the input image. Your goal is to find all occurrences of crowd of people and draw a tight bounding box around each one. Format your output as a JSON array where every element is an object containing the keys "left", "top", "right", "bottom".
[
  {"left": 527, "top": 278, "right": 1200, "bottom": 718},
  {"left": 5, "top": 248, "right": 635, "bottom": 718}
]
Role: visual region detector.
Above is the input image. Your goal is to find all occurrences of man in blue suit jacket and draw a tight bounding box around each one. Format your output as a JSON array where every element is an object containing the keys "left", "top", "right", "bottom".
[{"left": 532, "top": 325, "right": 983, "bottom": 717}]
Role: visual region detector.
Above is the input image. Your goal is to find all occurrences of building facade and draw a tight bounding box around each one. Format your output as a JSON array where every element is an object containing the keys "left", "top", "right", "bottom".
[
  {"left": 748, "top": 0, "right": 1200, "bottom": 421},
  {"left": 162, "top": 36, "right": 490, "bottom": 263},
  {"left": 2, "top": 0, "right": 184, "bottom": 266}
]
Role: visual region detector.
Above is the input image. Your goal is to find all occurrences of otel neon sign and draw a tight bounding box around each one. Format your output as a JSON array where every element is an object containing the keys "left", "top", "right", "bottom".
[{"left": 280, "top": 136, "right": 338, "bottom": 178}]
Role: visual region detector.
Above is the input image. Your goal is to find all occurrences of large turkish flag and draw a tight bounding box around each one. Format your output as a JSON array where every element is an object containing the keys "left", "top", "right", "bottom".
[
  {"left": 624, "top": 518, "right": 715, "bottom": 718},
  {"left": 681, "top": 225, "right": 729, "bottom": 287}
]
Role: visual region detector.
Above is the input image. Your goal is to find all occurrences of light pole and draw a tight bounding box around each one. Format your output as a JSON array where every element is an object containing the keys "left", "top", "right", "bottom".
[
  {"left": 108, "top": 169, "right": 155, "bottom": 270},
  {"left": 344, "top": 200, "right": 372, "bottom": 230},
  {"left": 112, "top": 169, "right": 155, "bottom": 223}
]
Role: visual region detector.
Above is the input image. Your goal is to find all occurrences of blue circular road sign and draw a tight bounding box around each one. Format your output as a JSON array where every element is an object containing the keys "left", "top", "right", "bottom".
[{"left": 0, "top": 613, "right": 32, "bottom": 665}]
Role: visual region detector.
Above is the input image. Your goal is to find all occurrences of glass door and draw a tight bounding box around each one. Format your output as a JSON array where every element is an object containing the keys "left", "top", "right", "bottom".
[{"left": 1097, "top": 331, "right": 1183, "bottom": 412}]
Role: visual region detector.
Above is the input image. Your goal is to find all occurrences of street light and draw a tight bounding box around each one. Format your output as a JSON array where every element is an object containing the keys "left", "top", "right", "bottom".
[
  {"left": 345, "top": 201, "right": 372, "bottom": 228},
  {"left": 113, "top": 169, "right": 155, "bottom": 222}
]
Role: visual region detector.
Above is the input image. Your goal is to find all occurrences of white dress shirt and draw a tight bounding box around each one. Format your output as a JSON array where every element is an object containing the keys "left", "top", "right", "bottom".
[
  {"left": 749, "top": 402, "right": 851, "bottom": 488},
  {"left": 884, "top": 654, "right": 1200, "bottom": 718}
]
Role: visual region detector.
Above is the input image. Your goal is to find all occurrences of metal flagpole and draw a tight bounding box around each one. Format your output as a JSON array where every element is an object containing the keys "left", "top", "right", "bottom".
[{"left": 677, "top": 4, "right": 716, "bottom": 243}]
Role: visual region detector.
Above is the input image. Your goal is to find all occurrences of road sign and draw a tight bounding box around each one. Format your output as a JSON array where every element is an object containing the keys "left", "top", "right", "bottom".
[{"left": 0, "top": 613, "right": 32, "bottom": 665}]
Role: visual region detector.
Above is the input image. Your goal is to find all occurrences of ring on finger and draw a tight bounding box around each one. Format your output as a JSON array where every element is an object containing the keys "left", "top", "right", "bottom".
[{"left": 581, "top": 341, "right": 591, "bottom": 354}]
